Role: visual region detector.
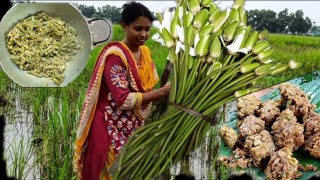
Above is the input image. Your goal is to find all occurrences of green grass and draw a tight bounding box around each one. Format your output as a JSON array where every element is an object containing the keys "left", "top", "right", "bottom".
[
  {"left": 260, "top": 34, "right": 320, "bottom": 88},
  {"left": 7, "top": 138, "right": 34, "bottom": 180},
  {"left": 1, "top": 25, "right": 320, "bottom": 179}
]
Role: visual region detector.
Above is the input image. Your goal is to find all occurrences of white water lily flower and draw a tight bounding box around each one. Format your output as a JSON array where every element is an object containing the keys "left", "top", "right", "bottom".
[
  {"left": 220, "top": 35, "right": 227, "bottom": 47},
  {"left": 153, "top": 8, "right": 174, "bottom": 33},
  {"left": 175, "top": 40, "right": 196, "bottom": 56},
  {"left": 176, "top": 25, "right": 184, "bottom": 43},
  {"left": 194, "top": 33, "right": 200, "bottom": 48},
  {"left": 151, "top": 33, "right": 165, "bottom": 46},
  {"left": 151, "top": 8, "right": 177, "bottom": 48},
  {"left": 175, "top": 41, "right": 184, "bottom": 54},
  {"left": 162, "top": 9, "right": 174, "bottom": 31},
  {"left": 176, "top": 6, "right": 184, "bottom": 24},
  {"left": 152, "top": 20, "right": 161, "bottom": 29},
  {"left": 151, "top": 7, "right": 197, "bottom": 56},
  {"left": 226, "top": 33, "right": 249, "bottom": 55},
  {"left": 289, "top": 60, "right": 302, "bottom": 69},
  {"left": 189, "top": 47, "right": 196, "bottom": 56}
]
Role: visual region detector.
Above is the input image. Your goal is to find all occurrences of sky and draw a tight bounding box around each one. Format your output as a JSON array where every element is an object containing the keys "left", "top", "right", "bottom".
[
  {"left": 13, "top": 0, "right": 320, "bottom": 25},
  {"left": 73, "top": 0, "right": 320, "bottom": 26}
]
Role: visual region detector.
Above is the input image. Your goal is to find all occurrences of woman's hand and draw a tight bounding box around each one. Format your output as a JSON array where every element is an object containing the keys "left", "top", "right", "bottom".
[
  {"left": 141, "top": 82, "right": 171, "bottom": 103},
  {"left": 160, "top": 82, "right": 171, "bottom": 97}
]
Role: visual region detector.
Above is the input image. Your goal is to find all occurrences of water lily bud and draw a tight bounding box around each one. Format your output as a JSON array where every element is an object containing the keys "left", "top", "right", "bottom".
[
  {"left": 186, "top": 12, "right": 194, "bottom": 27},
  {"left": 259, "top": 29, "right": 269, "bottom": 40},
  {"left": 235, "top": 88, "right": 259, "bottom": 98},
  {"left": 209, "top": 3, "right": 218, "bottom": 14},
  {"left": 156, "top": 12, "right": 163, "bottom": 24},
  {"left": 240, "top": 63, "right": 260, "bottom": 73},
  {"left": 193, "top": 9, "right": 210, "bottom": 29},
  {"left": 232, "top": 0, "right": 246, "bottom": 9},
  {"left": 223, "top": 20, "right": 239, "bottom": 42},
  {"left": 238, "top": 7, "right": 247, "bottom": 26},
  {"left": 258, "top": 48, "right": 273, "bottom": 62},
  {"left": 174, "top": 6, "right": 183, "bottom": 20},
  {"left": 170, "top": 16, "right": 180, "bottom": 38},
  {"left": 241, "top": 25, "right": 252, "bottom": 48},
  {"left": 201, "top": 0, "right": 212, "bottom": 7},
  {"left": 254, "top": 64, "right": 273, "bottom": 76},
  {"left": 269, "top": 64, "right": 288, "bottom": 75},
  {"left": 229, "top": 8, "right": 240, "bottom": 22},
  {"left": 188, "top": 0, "right": 201, "bottom": 13},
  {"left": 252, "top": 41, "right": 269, "bottom": 54},
  {"left": 212, "top": 9, "right": 231, "bottom": 33},
  {"left": 208, "top": 8, "right": 220, "bottom": 23},
  {"left": 162, "top": 28, "right": 175, "bottom": 48},
  {"left": 196, "top": 34, "right": 211, "bottom": 57},
  {"left": 244, "top": 31, "right": 259, "bottom": 51},
  {"left": 260, "top": 58, "right": 273, "bottom": 64},
  {"left": 187, "top": 25, "right": 196, "bottom": 45},
  {"left": 209, "top": 36, "right": 221, "bottom": 59},
  {"left": 199, "top": 24, "right": 215, "bottom": 36}
]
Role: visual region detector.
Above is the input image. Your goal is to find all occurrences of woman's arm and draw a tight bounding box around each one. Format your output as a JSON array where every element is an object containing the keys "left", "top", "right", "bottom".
[
  {"left": 142, "top": 82, "right": 171, "bottom": 104},
  {"left": 104, "top": 54, "right": 170, "bottom": 110}
]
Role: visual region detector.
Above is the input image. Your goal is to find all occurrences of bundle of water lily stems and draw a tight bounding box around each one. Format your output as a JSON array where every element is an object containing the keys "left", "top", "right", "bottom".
[{"left": 114, "top": 0, "right": 301, "bottom": 179}]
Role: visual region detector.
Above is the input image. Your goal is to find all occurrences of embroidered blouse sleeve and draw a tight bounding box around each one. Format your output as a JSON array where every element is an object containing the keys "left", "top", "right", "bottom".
[{"left": 104, "top": 54, "right": 143, "bottom": 110}]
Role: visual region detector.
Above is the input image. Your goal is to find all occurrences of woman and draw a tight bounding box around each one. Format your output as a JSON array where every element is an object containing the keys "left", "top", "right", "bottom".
[{"left": 73, "top": 2, "right": 171, "bottom": 179}]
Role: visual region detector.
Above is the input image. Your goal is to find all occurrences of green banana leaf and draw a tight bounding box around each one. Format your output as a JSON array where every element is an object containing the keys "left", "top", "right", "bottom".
[{"left": 218, "top": 70, "right": 320, "bottom": 180}]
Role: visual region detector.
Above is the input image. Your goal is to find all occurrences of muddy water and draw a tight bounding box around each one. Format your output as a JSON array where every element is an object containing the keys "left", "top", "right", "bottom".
[{"left": 2, "top": 96, "right": 40, "bottom": 179}]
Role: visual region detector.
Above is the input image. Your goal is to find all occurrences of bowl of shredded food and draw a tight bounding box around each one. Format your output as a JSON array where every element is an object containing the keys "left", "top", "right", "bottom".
[{"left": 0, "top": 3, "right": 111, "bottom": 87}]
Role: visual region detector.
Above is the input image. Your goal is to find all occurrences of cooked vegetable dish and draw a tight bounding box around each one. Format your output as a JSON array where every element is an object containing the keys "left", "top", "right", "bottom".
[{"left": 6, "top": 11, "right": 82, "bottom": 85}]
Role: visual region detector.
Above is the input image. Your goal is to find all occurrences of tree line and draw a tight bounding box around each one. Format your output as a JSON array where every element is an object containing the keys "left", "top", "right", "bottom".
[
  {"left": 248, "top": 8, "right": 312, "bottom": 35},
  {"left": 77, "top": 4, "right": 317, "bottom": 35}
]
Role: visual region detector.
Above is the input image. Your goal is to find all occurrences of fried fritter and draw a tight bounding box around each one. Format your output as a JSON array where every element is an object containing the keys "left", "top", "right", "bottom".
[
  {"left": 279, "top": 83, "right": 314, "bottom": 117},
  {"left": 304, "top": 111, "right": 320, "bottom": 138},
  {"left": 271, "top": 109, "right": 304, "bottom": 151},
  {"left": 244, "top": 130, "right": 275, "bottom": 167},
  {"left": 219, "top": 125, "right": 238, "bottom": 149},
  {"left": 259, "top": 100, "right": 281, "bottom": 126},
  {"left": 304, "top": 132, "right": 320, "bottom": 158},
  {"left": 237, "top": 94, "right": 261, "bottom": 119},
  {"left": 238, "top": 115, "right": 265, "bottom": 138},
  {"left": 265, "top": 148, "right": 299, "bottom": 180}
]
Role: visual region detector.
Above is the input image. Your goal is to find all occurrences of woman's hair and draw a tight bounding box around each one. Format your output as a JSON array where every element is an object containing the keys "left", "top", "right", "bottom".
[{"left": 121, "top": 1, "right": 154, "bottom": 25}]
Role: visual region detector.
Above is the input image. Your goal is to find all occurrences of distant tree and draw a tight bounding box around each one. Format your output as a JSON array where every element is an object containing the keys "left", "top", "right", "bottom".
[
  {"left": 78, "top": 4, "right": 96, "bottom": 18},
  {"left": 260, "top": 10, "right": 277, "bottom": 32},
  {"left": 248, "top": 9, "right": 277, "bottom": 32},
  {"left": 287, "top": 10, "right": 312, "bottom": 34},
  {"left": 248, "top": 8, "right": 313, "bottom": 35},
  {"left": 276, "top": 8, "right": 290, "bottom": 33},
  {"left": 248, "top": 9, "right": 262, "bottom": 30},
  {"left": 93, "top": 5, "right": 122, "bottom": 24}
]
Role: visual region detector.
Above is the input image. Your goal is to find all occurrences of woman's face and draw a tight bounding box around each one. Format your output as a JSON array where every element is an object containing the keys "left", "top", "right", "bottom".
[{"left": 123, "top": 16, "right": 152, "bottom": 47}]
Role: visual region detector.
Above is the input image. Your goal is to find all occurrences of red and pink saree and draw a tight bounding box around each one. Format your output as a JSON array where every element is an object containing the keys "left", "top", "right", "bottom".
[{"left": 73, "top": 41, "right": 159, "bottom": 179}]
